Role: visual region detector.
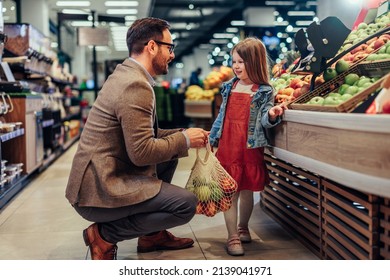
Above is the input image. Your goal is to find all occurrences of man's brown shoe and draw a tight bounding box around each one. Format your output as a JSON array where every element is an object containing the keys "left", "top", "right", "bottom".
[
  {"left": 137, "top": 230, "right": 194, "bottom": 253},
  {"left": 83, "top": 223, "right": 117, "bottom": 260}
]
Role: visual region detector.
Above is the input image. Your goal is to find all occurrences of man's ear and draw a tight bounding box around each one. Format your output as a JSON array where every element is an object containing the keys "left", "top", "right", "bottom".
[{"left": 146, "top": 41, "right": 157, "bottom": 55}]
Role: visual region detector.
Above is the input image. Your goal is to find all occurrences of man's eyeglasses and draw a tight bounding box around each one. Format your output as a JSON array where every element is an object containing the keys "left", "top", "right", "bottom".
[{"left": 145, "top": 40, "right": 175, "bottom": 54}]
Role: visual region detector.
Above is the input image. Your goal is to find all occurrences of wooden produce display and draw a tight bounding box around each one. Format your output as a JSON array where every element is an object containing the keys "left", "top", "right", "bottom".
[
  {"left": 379, "top": 198, "right": 390, "bottom": 259},
  {"left": 263, "top": 154, "right": 322, "bottom": 257},
  {"left": 262, "top": 110, "right": 390, "bottom": 259}
]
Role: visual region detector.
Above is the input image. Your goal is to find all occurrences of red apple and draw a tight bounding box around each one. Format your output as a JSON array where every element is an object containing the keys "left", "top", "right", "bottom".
[
  {"left": 373, "top": 39, "right": 385, "bottom": 50},
  {"left": 293, "top": 88, "right": 302, "bottom": 98},
  {"left": 300, "top": 83, "right": 311, "bottom": 94},
  {"left": 379, "top": 34, "right": 390, "bottom": 41},
  {"left": 382, "top": 100, "right": 390, "bottom": 114},
  {"left": 289, "top": 77, "right": 302, "bottom": 89}
]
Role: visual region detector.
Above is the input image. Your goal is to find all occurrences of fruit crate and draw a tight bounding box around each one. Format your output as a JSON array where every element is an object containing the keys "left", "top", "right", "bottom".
[
  {"left": 379, "top": 198, "right": 390, "bottom": 259},
  {"left": 321, "top": 178, "right": 380, "bottom": 260},
  {"left": 262, "top": 154, "right": 322, "bottom": 257},
  {"left": 289, "top": 62, "right": 386, "bottom": 112},
  {"left": 358, "top": 58, "right": 390, "bottom": 77}
]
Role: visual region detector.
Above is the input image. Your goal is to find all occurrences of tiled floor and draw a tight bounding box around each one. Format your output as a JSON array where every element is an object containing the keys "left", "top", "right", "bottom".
[{"left": 0, "top": 142, "right": 318, "bottom": 260}]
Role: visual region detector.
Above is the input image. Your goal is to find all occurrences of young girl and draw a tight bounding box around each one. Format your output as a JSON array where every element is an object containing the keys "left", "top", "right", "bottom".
[{"left": 209, "top": 37, "right": 287, "bottom": 256}]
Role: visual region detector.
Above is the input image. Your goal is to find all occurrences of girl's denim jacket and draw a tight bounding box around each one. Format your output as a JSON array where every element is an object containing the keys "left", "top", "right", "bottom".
[{"left": 209, "top": 77, "right": 281, "bottom": 149}]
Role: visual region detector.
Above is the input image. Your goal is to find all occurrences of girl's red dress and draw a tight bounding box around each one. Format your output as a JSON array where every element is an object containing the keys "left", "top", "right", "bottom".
[{"left": 216, "top": 89, "right": 270, "bottom": 192}]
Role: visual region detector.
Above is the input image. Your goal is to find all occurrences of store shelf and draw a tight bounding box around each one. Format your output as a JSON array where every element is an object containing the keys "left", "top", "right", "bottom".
[
  {"left": 0, "top": 128, "right": 25, "bottom": 142},
  {"left": 39, "top": 133, "right": 80, "bottom": 172},
  {"left": 0, "top": 174, "right": 31, "bottom": 209}
]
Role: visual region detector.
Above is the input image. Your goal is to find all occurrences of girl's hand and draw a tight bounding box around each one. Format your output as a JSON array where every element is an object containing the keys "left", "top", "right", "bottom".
[{"left": 269, "top": 104, "right": 288, "bottom": 122}]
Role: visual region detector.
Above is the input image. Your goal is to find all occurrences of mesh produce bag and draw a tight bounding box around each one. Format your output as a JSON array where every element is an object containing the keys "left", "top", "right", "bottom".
[{"left": 185, "top": 141, "right": 238, "bottom": 217}]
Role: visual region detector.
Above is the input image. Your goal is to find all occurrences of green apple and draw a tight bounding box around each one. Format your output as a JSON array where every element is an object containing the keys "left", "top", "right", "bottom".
[
  {"left": 361, "top": 82, "right": 373, "bottom": 88},
  {"left": 340, "top": 93, "right": 353, "bottom": 101},
  {"left": 323, "top": 68, "right": 338, "bottom": 82},
  {"left": 357, "top": 22, "right": 368, "bottom": 30},
  {"left": 344, "top": 73, "right": 360, "bottom": 86},
  {"left": 307, "top": 96, "right": 324, "bottom": 105},
  {"left": 335, "top": 59, "right": 349, "bottom": 74},
  {"left": 338, "top": 84, "right": 350, "bottom": 95},
  {"left": 323, "top": 96, "right": 342, "bottom": 106},
  {"left": 366, "top": 53, "right": 379, "bottom": 61},
  {"left": 357, "top": 77, "right": 371, "bottom": 87},
  {"left": 328, "top": 92, "right": 341, "bottom": 98},
  {"left": 344, "top": 85, "right": 359, "bottom": 95}
]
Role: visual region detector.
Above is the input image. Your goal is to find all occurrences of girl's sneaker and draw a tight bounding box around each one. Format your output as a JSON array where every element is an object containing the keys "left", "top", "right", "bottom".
[
  {"left": 238, "top": 226, "right": 252, "bottom": 243},
  {"left": 226, "top": 234, "right": 244, "bottom": 256}
]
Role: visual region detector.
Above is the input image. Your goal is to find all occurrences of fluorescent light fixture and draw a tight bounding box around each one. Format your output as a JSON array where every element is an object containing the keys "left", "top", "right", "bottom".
[
  {"left": 88, "top": 45, "right": 110, "bottom": 51},
  {"left": 210, "top": 39, "right": 229, "bottom": 44},
  {"left": 226, "top": 27, "right": 239, "bottom": 33},
  {"left": 287, "top": 11, "right": 316, "bottom": 16},
  {"left": 71, "top": 21, "right": 93, "bottom": 27},
  {"left": 169, "top": 9, "right": 201, "bottom": 17},
  {"left": 213, "top": 33, "right": 235, "bottom": 39},
  {"left": 105, "top": 1, "right": 138, "bottom": 6},
  {"left": 296, "top": 20, "right": 314, "bottom": 26},
  {"left": 199, "top": 44, "right": 213, "bottom": 49},
  {"left": 230, "top": 20, "right": 245, "bottom": 26},
  {"left": 307, "top": 1, "right": 317, "bottom": 6},
  {"left": 265, "top": 1, "right": 295, "bottom": 5},
  {"left": 62, "top": 9, "right": 90, "bottom": 14},
  {"left": 274, "top": 21, "right": 289, "bottom": 26},
  {"left": 56, "top": 1, "right": 91, "bottom": 6},
  {"left": 125, "top": 15, "right": 137, "bottom": 21},
  {"left": 106, "top": 9, "right": 137, "bottom": 14}
]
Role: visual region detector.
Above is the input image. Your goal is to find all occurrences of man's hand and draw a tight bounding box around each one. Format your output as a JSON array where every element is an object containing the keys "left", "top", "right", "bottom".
[{"left": 185, "top": 128, "right": 209, "bottom": 148}]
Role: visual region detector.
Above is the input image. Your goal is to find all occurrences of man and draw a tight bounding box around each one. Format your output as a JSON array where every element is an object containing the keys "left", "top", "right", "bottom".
[
  {"left": 189, "top": 67, "right": 202, "bottom": 86},
  {"left": 65, "top": 17, "right": 208, "bottom": 260}
]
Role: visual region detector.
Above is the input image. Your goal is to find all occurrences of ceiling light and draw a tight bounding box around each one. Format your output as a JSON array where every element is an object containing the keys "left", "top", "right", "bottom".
[
  {"left": 213, "top": 33, "right": 235, "bottom": 39},
  {"left": 265, "top": 1, "right": 295, "bottom": 5},
  {"left": 226, "top": 27, "right": 239, "bottom": 33},
  {"left": 89, "top": 46, "right": 110, "bottom": 51},
  {"left": 71, "top": 21, "right": 93, "bottom": 27},
  {"left": 287, "top": 11, "right": 316, "bottom": 16},
  {"left": 56, "top": 1, "right": 91, "bottom": 6},
  {"left": 125, "top": 15, "right": 137, "bottom": 21},
  {"left": 104, "top": 1, "right": 138, "bottom": 6},
  {"left": 210, "top": 39, "right": 229, "bottom": 44},
  {"left": 274, "top": 21, "right": 289, "bottom": 26},
  {"left": 296, "top": 20, "right": 314, "bottom": 26},
  {"left": 62, "top": 9, "right": 90, "bottom": 14},
  {"left": 106, "top": 9, "right": 137, "bottom": 14},
  {"left": 169, "top": 9, "right": 201, "bottom": 17},
  {"left": 230, "top": 20, "right": 245, "bottom": 26}
]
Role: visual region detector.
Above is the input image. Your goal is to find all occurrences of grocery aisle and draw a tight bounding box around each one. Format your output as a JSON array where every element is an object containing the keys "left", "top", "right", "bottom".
[{"left": 0, "top": 142, "right": 318, "bottom": 260}]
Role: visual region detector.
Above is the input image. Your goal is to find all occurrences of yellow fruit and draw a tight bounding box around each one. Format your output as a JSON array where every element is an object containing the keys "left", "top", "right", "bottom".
[{"left": 197, "top": 185, "right": 212, "bottom": 201}]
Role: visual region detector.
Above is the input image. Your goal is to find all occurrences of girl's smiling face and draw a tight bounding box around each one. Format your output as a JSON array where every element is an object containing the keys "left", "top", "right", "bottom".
[{"left": 232, "top": 50, "right": 252, "bottom": 85}]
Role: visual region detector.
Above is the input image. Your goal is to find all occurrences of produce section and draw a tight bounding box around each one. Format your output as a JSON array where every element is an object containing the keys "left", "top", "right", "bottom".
[
  {"left": 262, "top": 8, "right": 390, "bottom": 260},
  {"left": 184, "top": 66, "right": 234, "bottom": 128}
]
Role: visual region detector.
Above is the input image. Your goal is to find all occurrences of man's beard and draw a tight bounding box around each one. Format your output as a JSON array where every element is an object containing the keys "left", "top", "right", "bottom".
[{"left": 152, "top": 50, "right": 169, "bottom": 75}]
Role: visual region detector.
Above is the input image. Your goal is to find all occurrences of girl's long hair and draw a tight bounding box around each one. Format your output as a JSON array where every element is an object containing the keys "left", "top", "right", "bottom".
[{"left": 232, "top": 37, "right": 271, "bottom": 85}]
